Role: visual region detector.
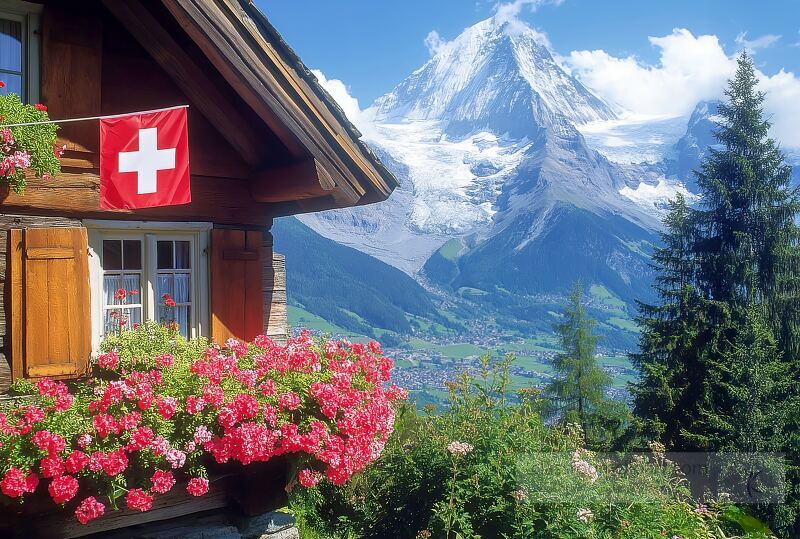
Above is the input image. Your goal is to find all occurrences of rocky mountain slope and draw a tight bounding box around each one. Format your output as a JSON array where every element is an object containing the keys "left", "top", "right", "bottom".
[{"left": 290, "top": 14, "right": 796, "bottom": 343}]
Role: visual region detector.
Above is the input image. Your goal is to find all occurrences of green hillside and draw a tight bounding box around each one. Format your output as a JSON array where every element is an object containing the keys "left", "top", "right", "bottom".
[{"left": 273, "top": 217, "right": 459, "bottom": 338}]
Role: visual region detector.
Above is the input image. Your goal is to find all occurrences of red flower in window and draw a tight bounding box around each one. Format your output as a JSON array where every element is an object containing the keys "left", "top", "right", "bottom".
[
  {"left": 128, "top": 289, "right": 139, "bottom": 296},
  {"left": 114, "top": 288, "right": 126, "bottom": 301},
  {"left": 162, "top": 294, "right": 177, "bottom": 308},
  {"left": 0, "top": 81, "right": 6, "bottom": 89}
]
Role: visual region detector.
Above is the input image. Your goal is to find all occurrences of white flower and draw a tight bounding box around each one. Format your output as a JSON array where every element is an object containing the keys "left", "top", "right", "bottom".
[
  {"left": 571, "top": 459, "right": 599, "bottom": 484},
  {"left": 577, "top": 508, "right": 593, "bottom": 523},
  {"left": 446, "top": 441, "right": 474, "bottom": 457},
  {"left": 511, "top": 488, "right": 528, "bottom": 502}
]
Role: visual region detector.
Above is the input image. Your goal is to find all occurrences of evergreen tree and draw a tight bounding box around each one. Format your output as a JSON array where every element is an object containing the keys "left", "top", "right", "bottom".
[
  {"left": 630, "top": 194, "right": 708, "bottom": 448},
  {"left": 693, "top": 53, "right": 800, "bottom": 349},
  {"left": 547, "top": 281, "right": 618, "bottom": 445},
  {"left": 633, "top": 53, "right": 800, "bottom": 536}
]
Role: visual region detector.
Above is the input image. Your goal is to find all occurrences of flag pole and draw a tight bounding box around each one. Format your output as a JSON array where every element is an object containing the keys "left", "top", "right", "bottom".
[{"left": 0, "top": 104, "right": 189, "bottom": 128}]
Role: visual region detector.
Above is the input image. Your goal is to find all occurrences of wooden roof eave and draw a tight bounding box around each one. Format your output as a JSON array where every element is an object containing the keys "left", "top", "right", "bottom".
[{"left": 159, "top": 0, "right": 397, "bottom": 210}]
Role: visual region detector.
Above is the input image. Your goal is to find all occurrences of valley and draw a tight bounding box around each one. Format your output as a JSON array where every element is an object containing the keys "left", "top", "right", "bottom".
[{"left": 272, "top": 13, "right": 798, "bottom": 410}]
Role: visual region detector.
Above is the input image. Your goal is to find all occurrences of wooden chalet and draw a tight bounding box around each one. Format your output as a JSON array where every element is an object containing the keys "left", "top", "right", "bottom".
[
  {"left": 0, "top": 0, "right": 396, "bottom": 535},
  {"left": 0, "top": 0, "right": 397, "bottom": 389}
]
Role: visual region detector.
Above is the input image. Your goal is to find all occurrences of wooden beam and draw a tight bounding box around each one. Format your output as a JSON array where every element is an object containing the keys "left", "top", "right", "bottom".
[
  {"left": 162, "top": 0, "right": 370, "bottom": 202},
  {"left": 250, "top": 159, "right": 346, "bottom": 203},
  {"left": 101, "top": 0, "right": 265, "bottom": 167},
  {"left": 0, "top": 173, "right": 275, "bottom": 227},
  {"left": 227, "top": 0, "right": 395, "bottom": 197}
]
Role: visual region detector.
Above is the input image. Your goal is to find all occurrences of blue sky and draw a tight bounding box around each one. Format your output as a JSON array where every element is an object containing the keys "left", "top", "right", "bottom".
[{"left": 259, "top": 0, "right": 799, "bottom": 105}]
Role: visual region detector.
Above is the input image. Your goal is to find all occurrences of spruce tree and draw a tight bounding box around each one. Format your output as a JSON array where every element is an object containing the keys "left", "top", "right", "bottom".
[
  {"left": 547, "top": 281, "right": 616, "bottom": 445},
  {"left": 631, "top": 194, "right": 707, "bottom": 448},
  {"left": 633, "top": 53, "right": 800, "bottom": 536},
  {"left": 693, "top": 53, "right": 800, "bottom": 349}
]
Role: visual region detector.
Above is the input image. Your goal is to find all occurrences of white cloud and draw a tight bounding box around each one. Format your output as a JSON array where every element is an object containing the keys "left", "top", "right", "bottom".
[
  {"left": 567, "top": 29, "right": 735, "bottom": 118},
  {"left": 758, "top": 69, "right": 800, "bottom": 147},
  {"left": 493, "top": 0, "right": 563, "bottom": 23},
  {"left": 493, "top": 0, "right": 560, "bottom": 43},
  {"left": 310, "top": 69, "right": 374, "bottom": 136},
  {"left": 565, "top": 28, "right": 800, "bottom": 148},
  {"left": 735, "top": 31, "right": 781, "bottom": 51},
  {"left": 424, "top": 30, "right": 445, "bottom": 56}
]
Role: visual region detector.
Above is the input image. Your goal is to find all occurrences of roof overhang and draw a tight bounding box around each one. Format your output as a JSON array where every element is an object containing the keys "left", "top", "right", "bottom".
[{"left": 104, "top": 0, "right": 397, "bottom": 214}]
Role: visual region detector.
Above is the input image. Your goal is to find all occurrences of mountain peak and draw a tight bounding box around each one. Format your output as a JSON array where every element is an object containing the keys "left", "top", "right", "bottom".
[{"left": 371, "top": 17, "right": 616, "bottom": 137}]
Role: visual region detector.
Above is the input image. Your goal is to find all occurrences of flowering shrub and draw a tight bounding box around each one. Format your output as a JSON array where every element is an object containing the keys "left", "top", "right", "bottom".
[
  {"left": 0, "top": 83, "right": 62, "bottom": 192},
  {"left": 291, "top": 355, "right": 774, "bottom": 539},
  {"left": 0, "top": 322, "right": 405, "bottom": 524}
]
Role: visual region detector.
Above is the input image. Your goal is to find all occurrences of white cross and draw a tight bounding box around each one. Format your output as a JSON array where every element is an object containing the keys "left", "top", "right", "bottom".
[{"left": 118, "top": 128, "right": 176, "bottom": 194}]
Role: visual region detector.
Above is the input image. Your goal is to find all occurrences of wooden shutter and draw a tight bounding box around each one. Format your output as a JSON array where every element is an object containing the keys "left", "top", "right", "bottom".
[
  {"left": 9, "top": 227, "right": 91, "bottom": 379},
  {"left": 210, "top": 229, "right": 263, "bottom": 343}
]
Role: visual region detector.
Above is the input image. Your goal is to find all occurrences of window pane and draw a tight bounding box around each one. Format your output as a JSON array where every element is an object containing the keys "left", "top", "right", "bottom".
[
  {"left": 157, "top": 273, "right": 173, "bottom": 300},
  {"left": 157, "top": 241, "right": 173, "bottom": 269},
  {"left": 0, "top": 19, "right": 22, "bottom": 72},
  {"left": 174, "top": 274, "right": 190, "bottom": 303},
  {"left": 122, "top": 274, "right": 141, "bottom": 300},
  {"left": 104, "top": 275, "right": 123, "bottom": 305},
  {"left": 0, "top": 73, "right": 21, "bottom": 97},
  {"left": 104, "top": 274, "right": 141, "bottom": 306},
  {"left": 104, "top": 307, "right": 142, "bottom": 335},
  {"left": 175, "top": 306, "right": 190, "bottom": 339},
  {"left": 103, "top": 240, "right": 122, "bottom": 270},
  {"left": 175, "top": 241, "right": 190, "bottom": 269},
  {"left": 123, "top": 240, "right": 142, "bottom": 270}
]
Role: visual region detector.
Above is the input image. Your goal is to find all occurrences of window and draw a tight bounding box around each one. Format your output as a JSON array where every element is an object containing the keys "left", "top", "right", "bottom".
[
  {"left": 101, "top": 238, "right": 144, "bottom": 335},
  {"left": 87, "top": 223, "right": 210, "bottom": 351},
  {"left": 0, "top": 1, "right": 40, "bottom": 102},
  {"left": 155, "top": 239, "right": 192, "bottom": 331}
]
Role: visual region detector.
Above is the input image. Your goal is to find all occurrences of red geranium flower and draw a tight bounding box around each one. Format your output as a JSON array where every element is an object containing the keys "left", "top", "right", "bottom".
[
  {"left": 34, "top": 103, "right": 47, "bottom": 112},
  {"left": 48, "top": 474, "right": 79, "bottom": 504},
  {"left": 150, "top": 470, "right": 175, "bottom": 494},
  {"left": 65, "top": 451, "right": 89, "bottom": 474},
  {"left": 186, "top": 477, "right": 209, "bottom": 497},
  {"left": 75, "top": 496, "right": 105, "bottom": 524},
  {"left": 125, "top": 488, "right": 153, "bottom": 512}
]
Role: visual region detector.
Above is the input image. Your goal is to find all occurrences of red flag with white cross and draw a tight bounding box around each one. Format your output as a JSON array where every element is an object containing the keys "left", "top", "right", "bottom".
[{"left": 99, "top": 107, "right": 190, "bottom": 209}]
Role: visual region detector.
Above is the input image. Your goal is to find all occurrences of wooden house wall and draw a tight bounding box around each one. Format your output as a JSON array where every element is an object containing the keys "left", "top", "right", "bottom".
[
  {"left": 0, "top": 3, "right": 288, "bottom": 227},
  {"left": 0, "top": 2, "right": 294, "bottom": 387}
]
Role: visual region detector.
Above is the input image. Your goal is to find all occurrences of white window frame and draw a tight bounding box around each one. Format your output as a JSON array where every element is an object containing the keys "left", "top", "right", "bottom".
[
  {"left": 85, "top": 221, "right": 211, "bottom": 352},
  {"left": 0, "top": 0, "right": 41, "bottom": 103}
]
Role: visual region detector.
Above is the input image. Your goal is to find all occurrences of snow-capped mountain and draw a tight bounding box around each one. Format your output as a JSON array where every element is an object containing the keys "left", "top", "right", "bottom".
[
  {"left": 372, "top": 17, "right": 616, "bottom": 138},
  {"left": 298, "top": 14, "right": 784, "bottom": 308},
  {"left": 301, "top": 15, "right": 664, "bottom": 283}
]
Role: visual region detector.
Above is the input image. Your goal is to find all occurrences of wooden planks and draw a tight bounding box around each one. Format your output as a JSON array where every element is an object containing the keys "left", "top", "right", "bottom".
[
  {"left": 29, "top": 474, "right": 234, "bottom": 539},
  {"left": 41, "top": 5, "right": 102, "bottom": 153},
  {"left": 261, "top": 230, "right": 287, "bottom": 341},
  {"left": 0, "top": 173, "right": 274, "bottom": 227},
  {"left": 163, "top": 0, "right": 367, "bottom": 205},
  {"left": 250, "top": 158, "right": 335, "bottom": 203},
  {"left": 17, "top": 227, "right": 91, "bottom": 379},
  {"left": 101, "top": 0, "right": 264, "bottom": 167},
  {"left": 210, "top": 229, "right": 264, "bottom": 343},
  {"left": 264, "top": 252, "right": 288, "bottom": 342},
  {"left": 8, "top": 229, "right": 22, "bottom": 381}
]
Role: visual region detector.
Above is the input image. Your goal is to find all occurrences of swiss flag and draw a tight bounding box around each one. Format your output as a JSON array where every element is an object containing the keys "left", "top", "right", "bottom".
[{"left": 99, "top": 107, "right": 191, "bottom": 209}]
